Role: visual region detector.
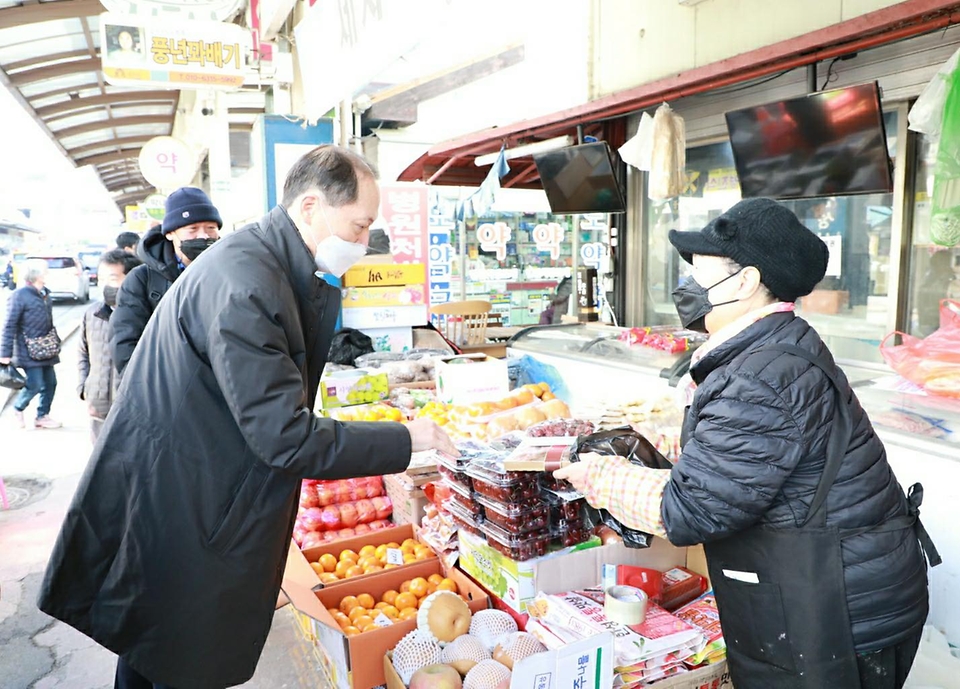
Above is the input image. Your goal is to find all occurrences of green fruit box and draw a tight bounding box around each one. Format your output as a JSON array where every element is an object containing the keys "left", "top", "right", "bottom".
[{"left": 320, "top": 370, "right": 390, "bottom": 409}]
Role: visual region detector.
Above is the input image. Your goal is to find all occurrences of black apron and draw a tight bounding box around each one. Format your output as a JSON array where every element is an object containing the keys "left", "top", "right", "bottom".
[{"left": 687, "top": 344, "right": 941, "bottom": 689}]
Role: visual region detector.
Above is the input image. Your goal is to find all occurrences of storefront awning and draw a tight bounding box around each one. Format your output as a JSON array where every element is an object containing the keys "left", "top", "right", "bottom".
[{"left": 399, "top": 0, "right": 960, "bottom": 187}]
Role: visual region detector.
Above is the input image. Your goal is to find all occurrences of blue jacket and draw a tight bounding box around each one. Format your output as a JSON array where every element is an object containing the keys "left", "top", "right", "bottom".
[
  {"left": 661, "top": 312, "right": 928, "bottom": 654},
  {"left": 1, "top": 284, "right": 59, "bottom": 368}
]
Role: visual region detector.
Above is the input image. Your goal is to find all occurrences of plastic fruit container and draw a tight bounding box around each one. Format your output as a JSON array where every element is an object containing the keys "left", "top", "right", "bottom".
[
  {"left": 438, "top": 459, "right": 473, "bottom": 493},
  {"left": 479, "top": 520, "right": 550, "bottom": 561},
  {"left": 444, "top": 499, "right": 486, "bottom": 541},
  {"left": 546, "top": 496, "right": 586, "bottom": 523},
  {"left": 551, "top": 518, "right": 589, "bottom": 547},
  {"left": 444, "top": 481, "right": 483, "bottom": 519},
  {"left": 466, "top": 461, "right": 540, "bottom": 504},
  {"left": 474, "top": 494, "right": 548, "bottom": 534},
  {"left": 539, "top": 473, "right": 575, "bottom": 493}
]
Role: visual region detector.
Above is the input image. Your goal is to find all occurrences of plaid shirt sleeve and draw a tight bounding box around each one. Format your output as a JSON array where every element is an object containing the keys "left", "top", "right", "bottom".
[{"left": 584, "top": 456, "right": 671, "bottom": 539}]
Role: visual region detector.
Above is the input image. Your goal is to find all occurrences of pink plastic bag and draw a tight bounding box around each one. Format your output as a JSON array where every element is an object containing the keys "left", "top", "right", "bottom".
[{"left": 881, "top": 300, "right": 960, "bottom": 398}]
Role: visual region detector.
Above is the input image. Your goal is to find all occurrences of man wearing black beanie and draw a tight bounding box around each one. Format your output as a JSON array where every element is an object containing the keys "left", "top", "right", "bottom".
[{"left": 111, "top": 187, "right": 222, "bottom": 376}]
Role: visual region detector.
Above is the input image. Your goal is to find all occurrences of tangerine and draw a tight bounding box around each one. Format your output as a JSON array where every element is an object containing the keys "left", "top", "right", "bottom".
[
  {"left": 339, "top": 596, "right": 360, "bottom": 615},
  {"left": 374, "top": 544, "right": 389, "bottom": 562},
  {"left": 353, "top": 615, "right": 373, "bottom": 630},
  {"left": 319, "top": 553, "right": 338, "bottom": 572},
  {"left": 348, "top": 606, "right": 369, "bottom": 623},
  {"left": 425, "top": 583, "right": 438, "bottom": 596},
  {"left": 342, "top": 625, "right": 361, "bottom": 637},
  {"left": 427, "top": 574, "right": 444, "bottom": 586},
  {"left": 394, "top": 592, "right": 418, "bottom": 611},
  {"left": 339, "top": 549, "right": 359, "bottom": 563},
  {"left": 319, "top": 573, "right": 340, "bottom": 585},
  {"left": 337, "top": 617, "right": 353, "bottom": 631},
  {"left": 381, "top": 590, "right": 399, "bottom": 606},
  {"left": 380, "top": 604, "right": 400, "bottom": 620},
  {"left": 401, "top": 538, "right": 417, "bottom": 550},
  {"left": 438, "top": 578, "right": 459, "bottom": 594},
  {"left": 386, "top": 542, "right": 401, "bottom": 549},
  {"left": 403, "top": 554, "right": 418, "bottom": 565},
  {"left": 344, "top": 565, "right": 364, "bottom": 579},
  {"left": 398, "top": 607, "right": 418, "bottom": 621},
  {"left": 358, "top": 545, "right": 377, "bottom": 559},
  {"left": 356, "top": 593, "right": 375, "bottom": 609},
  {"left": 334, "top": 561, "right": 352, "bottom": 578},
  {"left": 399, "top": 581, "right": 412, "bottom": 593},
  {"left": 409, "top": 577, "right": 429, "bottom": 598},
  {"left": 363, "top": 564, "right": 383, "bottom": 574},
  {"left": 310, "top": 562, "right": 324, "bottom": 576}
]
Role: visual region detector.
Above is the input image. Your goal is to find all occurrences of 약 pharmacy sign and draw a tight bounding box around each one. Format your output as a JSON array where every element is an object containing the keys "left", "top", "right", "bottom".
[{"left": 100, "top": 13, "right": 250, "bottom": 90}]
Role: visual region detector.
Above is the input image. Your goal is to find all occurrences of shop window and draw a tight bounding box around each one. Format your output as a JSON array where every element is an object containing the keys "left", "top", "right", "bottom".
[
  {"left": 905, "top": 134, "right": 960, "bottom": 338},
  {"left": 643, "top": 113, "right": 900, "bottom": 363}
]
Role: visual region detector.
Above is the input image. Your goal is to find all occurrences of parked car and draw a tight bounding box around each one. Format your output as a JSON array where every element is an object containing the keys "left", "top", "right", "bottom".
[
  {"left": 78, "top": 250, "right": 104, "bottom": 286},
  {"left": 26, "top": 255, "right": 89, "bottom": 302}
]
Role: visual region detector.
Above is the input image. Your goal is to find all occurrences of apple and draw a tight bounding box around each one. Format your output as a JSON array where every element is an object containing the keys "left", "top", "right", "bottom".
[
  {"left": 300, "top": 530, "right": 323, "bottom": 549},
  {"left": 339, "top": 501, "right": 359, "bottom": 529},
  {"left": 366, "top": 477, "right": 384, "bottom": 498},
  {"left": 335, "top": 482, "right": 353, "bottom": 505},
  {"left": 355, "top": 499, "right": 376, "bottom": 524},
  {"left": 349, "top": 478, "right": 369, "bottom": 500},
  {"left": 337, "top": 527, "right": 356, "bottom": 539},
  {"left": 315, "top": 483, "right": 336, "bottom": 507},
  {"left": 409, "top": 664, "right": 462, "bottom": 689},
  {"left": 292, "top": 523, "right": 308, "bottom": 544},
  {"left": 301, "top": 507, "right": 324, "bottom": 532},
  {"left": 371, "top": 496, "right": 392, "bottom": 521},
  {"left": 353, "top": 523, "right": 371, "bottom": 535},
  {"left": 321, "top": 531, "right": 337, "bottom": 542},
  {"left": 320, "top": 505, "right": 342, "bottom": 531}
]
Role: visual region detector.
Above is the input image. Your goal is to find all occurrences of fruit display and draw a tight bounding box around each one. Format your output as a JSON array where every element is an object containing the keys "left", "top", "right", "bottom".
[
  {"left": 327, "top": 572, "right": 463, "bottom": 639},
  {"left": 437, "top": 460, "right": 473, "bottom": 494},
  {"left": 466, "top": 462, "right": 540, "bottom": 504},
  {"left": 320, "top": 370, "right": 390, "bottom": 409},
  {"left": 308, "top": 538, "right": 436, "bottom": 584},
  {"left": 474, "top": 494, "right": 548, "bottom": 535},
  {"left": 551, "top": 518, "right": 590, "bottom": 547},
  {"left": 328, "top": 402, "right": 406, "bottom": 423},
  {"left": 526, "top": 418, "right": 595, "bottom": 438},
  {"left": 479, "top": 520, "right": 551, "bottom": 561},
  {"left": 295, "top": 477, "right": 394, "bottom": 548},
  {"left": 389, "top": 608, "right": 526, "bottom": 687},
  {"left": 617, "top": 326, "right": 706, "bottom": 353}
]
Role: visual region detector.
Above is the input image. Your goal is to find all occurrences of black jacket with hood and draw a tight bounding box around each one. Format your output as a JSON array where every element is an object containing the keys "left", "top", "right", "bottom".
[{"left": 110, "top": 225, "right": 182, "bottom": 376}]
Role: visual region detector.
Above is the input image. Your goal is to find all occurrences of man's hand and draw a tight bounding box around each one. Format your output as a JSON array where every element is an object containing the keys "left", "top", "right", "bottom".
[
  {"left": 406, "top": 418, "right": 459, "bottom": 457},
  {"left": 0, "top": 357, "right": 11, "bottom": 365}
]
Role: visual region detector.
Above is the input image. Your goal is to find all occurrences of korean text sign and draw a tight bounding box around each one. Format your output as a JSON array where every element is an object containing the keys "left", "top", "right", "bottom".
[{"left": 378, "top": 184, "right": 430, "bottom": 305}]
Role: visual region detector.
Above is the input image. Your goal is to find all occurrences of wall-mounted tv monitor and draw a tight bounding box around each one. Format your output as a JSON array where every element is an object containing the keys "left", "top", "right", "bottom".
[
  {"left": 533, "top": 142, "right": 626, "bottom": 214},
  {"left": 724, "top": 82, "right": 893, "bottom": 200}
]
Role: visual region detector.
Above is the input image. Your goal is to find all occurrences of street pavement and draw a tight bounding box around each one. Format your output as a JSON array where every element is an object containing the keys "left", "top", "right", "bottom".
[{"left": 0, "top": 288, "right": 327, "bottom": 688}]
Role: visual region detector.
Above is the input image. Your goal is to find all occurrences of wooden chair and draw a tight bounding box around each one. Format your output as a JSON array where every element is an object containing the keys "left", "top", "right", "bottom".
[{"left": 431, "top": 300, "right": 492, "bottom": 347}]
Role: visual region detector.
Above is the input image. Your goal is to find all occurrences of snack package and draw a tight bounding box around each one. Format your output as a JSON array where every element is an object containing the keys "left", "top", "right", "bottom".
[{"left": 673, "top": 591, "right": 725, "bottom": 666}]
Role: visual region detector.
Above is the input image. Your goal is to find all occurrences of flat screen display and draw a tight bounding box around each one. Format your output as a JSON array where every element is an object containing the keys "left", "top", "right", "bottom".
[
  {"left": 534, "top": 142, "right": 626, "bottom": 214},
  {"left": 725, "top": 82, "right": 893, "bottom": 200}
]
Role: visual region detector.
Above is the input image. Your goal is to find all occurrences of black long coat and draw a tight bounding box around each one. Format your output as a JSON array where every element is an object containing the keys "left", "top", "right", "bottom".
[{"left": 38, "top": 206, "right": 412, "bottom": 688}]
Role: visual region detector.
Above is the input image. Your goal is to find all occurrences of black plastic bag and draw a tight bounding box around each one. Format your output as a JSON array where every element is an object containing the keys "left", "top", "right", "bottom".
[
  {"left": 573, "top": 427, "right": 673, "bottom": 549},
  {"left": 0, "top": 363, "right": 27, "bottom": 390},
  {"left": 328, "top": 328, "right": 374, "bottom": 366}
]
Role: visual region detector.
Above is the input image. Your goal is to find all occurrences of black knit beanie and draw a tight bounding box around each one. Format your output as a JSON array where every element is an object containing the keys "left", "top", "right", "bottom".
[
  {"left": 668, "top": 198, "right": 829, "bottom": 301},
  {"left": 162, "top": 187, "right": 223, "bottom": 235}
]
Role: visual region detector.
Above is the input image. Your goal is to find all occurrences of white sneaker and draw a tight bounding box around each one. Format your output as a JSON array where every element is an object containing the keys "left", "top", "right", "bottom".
[
  {"left": 14, "top": 409, "right": 26, "bottom": 429},
  {"left": 34, "top": 416, "right": 62, "bottom": 429}
]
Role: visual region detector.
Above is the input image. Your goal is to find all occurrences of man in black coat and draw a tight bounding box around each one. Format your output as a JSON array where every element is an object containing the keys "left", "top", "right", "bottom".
[
  {"left": 111, "top": 187, "right": 222, "bottom": 376},
  {"left": 38, "top": 145, "right": 457, "bottom": 689}
]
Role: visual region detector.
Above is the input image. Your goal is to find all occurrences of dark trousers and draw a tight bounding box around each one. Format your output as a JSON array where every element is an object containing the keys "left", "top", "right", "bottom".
[
  {"left": 14, "top": 365, "right": 56, "bottom": 418},
  {"left": 114, "top": 657, "right": 174, "bottom": 689},
  {"left": 857, "top": 631, "right": 923, "bottom": 689}
]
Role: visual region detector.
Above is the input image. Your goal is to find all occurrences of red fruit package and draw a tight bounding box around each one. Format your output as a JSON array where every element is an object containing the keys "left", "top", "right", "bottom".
[
  {"left": 355, "top": 499, "right": 376, "bottom": 524},
  {"left": 319, "top": 505, "right": 342, "bottom": 531}
]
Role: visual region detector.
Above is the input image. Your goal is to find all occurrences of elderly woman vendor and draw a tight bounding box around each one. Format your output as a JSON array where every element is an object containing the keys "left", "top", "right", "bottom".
[{"left": 555, "top": 198, "right": 938, "bottom": 689}]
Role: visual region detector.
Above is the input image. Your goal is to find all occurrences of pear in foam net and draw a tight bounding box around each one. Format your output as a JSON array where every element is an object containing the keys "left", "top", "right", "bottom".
[
  {"left": 492, "top": 632, "right": 547, "bottom": 670},
  {"left": 393, "top": 629, "right": 443, "bottom": 685},
  {"left": 441, "top": 634, "right": 491, "bottom": 675},
  {"left": 468, "top": 609, "right": 519, "bottom": 652},
  {"left": 463, "top": 659, "right": 511, "bottom": 689},
  {"left": 417, "top": 590, "right": 473, "bottom": 645}
]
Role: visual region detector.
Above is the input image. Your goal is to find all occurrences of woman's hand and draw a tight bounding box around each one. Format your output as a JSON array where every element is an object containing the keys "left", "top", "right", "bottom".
[{"left": 553, "top": 452, "right": 606, "bottom": 495}]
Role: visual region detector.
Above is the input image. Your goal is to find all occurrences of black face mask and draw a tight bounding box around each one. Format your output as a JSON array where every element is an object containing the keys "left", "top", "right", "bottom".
[
  {"left": 671, "top": 270, "right": 742, "bottom": 333},
  {"left": 179, "top": 238, "right": 217, "bottom": 262},
  {"left": 102, "top": 285, "right": 119, "bottom": 307}
]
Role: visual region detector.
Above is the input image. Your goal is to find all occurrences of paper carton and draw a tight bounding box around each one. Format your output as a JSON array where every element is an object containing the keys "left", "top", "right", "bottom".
[
  {"left": 342, "top": 305, "right": 429, "bottom": 330},
  {"left": 343, "top": 263, "right": 426, "bottom": 288},
  {"left": 457, "top": 531, "right": 690, "bottom": 615},
  {"left": 383, "top": 474, "right": 428, "bottom": 526},
  {"left": 300, "top": 524, "right": 431, "bottom": 588},
  {"left": 282, "top": 563, "right": 488, "bottom": 689},
  {"left": 319, "top": 370, "right": 390, "bottom": 409},
  {"left": 435, "top": 354, "right": 509, "bottom": 405},
  {"left": 342, "top": 285, "right": 426, "bottom": 308},
  {"left": 277, "top": 540, "right": 322, "bottom": 608},
  {"left": 366, "top": 326, "right": 414, "bottom": 353}
]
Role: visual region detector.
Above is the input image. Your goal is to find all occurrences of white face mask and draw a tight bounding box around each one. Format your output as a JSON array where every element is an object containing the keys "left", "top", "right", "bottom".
[{"left": 313, "top": 203, "right": 367, "bottom": 277}]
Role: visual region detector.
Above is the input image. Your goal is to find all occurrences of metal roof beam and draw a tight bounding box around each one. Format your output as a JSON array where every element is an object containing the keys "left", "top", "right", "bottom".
[
  {"left": 0, "top": 66, "right": 73, "bottom": 165},
  {"left": 5, "top": 49, "right": 91, "bottom": 73},
  {"left": 68, "top": 135, "right": 151, "bottom": 156},
  {"left": 41, "top": 96, "right": 175, "bottom": 123},
  {"left": 82, "top": 149, "right": 143, "bottom": 166},
  {"left": 9, "top": 57, "right": 101, "bottom": 86},
  {"left": 0, "top": 0, "right": 104, "bottom": 31},
  {"left": 55, "top": 115, "right": 172, "bottom": 138},
  {"left": 25, "top": 82, "right": 102, "bottom": 102}
]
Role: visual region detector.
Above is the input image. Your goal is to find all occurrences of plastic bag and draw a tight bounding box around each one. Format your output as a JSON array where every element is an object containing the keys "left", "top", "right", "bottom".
[
  {"left": 931, "top": 64, "right": 960, "bottom": 246},
  {"left": 0, "top": 363, "right": 26, "bottom": 390},
  {"left": 512, "top": 355, "right": 571, "bottom": 403},
  {"left": 881, "top": 300, "right": 960, "bottom": 398},
  {"left": 618, "top": 111, "right": 655, "bottom": 171},
  {"left": 908, "top": 46, "right": 960, "bottom": 140},
  {"left": 572, "top": 428, "right": 673, "bottom": 549},
  {"left": 328, "top": 328, "right": 374, "bottom": 366},
  {"left": 648, "top": 103, "right": 686, "bottom": 201}
]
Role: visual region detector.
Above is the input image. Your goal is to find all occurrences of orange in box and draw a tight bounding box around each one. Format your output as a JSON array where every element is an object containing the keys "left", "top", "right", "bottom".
[
  {"left": 282, "top": 562, "right": 488, "bottom": 689},
  {"left": 299, "top": 524, "right": 436, "bottom": 589}
]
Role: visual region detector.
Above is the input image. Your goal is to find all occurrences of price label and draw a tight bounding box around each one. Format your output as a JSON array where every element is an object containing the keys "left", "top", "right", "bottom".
[
  {"left": 386, "top": 548, "right": 405, "bottom": 566},
  {"left": 373, "top": 613, "right": 394, "bottom": 628}
]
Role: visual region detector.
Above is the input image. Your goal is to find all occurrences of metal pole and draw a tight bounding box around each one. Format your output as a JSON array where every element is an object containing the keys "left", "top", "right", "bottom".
[
  {"left": 807, "top": 62, "right": 818, "bottom": 93},
  {"left": 339, "top": 98, "right": 351, "bottom": 147}
]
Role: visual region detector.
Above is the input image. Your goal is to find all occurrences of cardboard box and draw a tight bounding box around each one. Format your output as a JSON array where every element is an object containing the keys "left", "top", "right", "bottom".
[
  {"left": 342, "top": 285, "right": 426, "bottom": 308},
  {"left": 435, "top": 353, "right": 509, "bottom": 405},
  {"left": 277, "top": 540, "right": 322, "bottom": 608},
  {"left": 800, "top": 289, "right": 849, "bottom": 314},
  {"left": 647, "top": 661, "right": 731, "bottom": 688},
  {"left": 300, "top": 524, "right": 432, "bottom": 588},
  {"left": 365, "top": 326, "right": 414, "bottom": 353},
  {"left": 383, "top": 474, "right": 429, "bottom": 526},
  {"left": 342, "top": 305, "right": 429, "bottom": 330},
  {"left": 319, "top": 370, "right": 390, "bottom": 409},
  {"left": 343, "top": 263, "right": 426, "bottom": 288},
  {"left": 282, "top": 562, "right": 488, "bottom": 689},
  {"left": 384, "top": 632, "right": 617, "bottom": 689},
  {"left": 457, "top": 531, "right": 689, "bottom": 615}
]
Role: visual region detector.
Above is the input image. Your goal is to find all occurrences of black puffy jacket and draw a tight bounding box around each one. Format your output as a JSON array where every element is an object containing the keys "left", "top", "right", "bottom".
[
  {"left": 111, "top": 225, "right": 181, "bottom": 376},
  {"left": 0, "top": 284, "right": 59, "bottom": 368},
  {"left": 661, "top": 311, "right": 928, "bottom": 654}
]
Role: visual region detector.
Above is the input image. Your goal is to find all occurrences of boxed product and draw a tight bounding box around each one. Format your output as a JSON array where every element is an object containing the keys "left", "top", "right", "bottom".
[
  {"left": 365, "top": 326, "right": 414, "bottom": 353},
  {"left": 341, "top": 285, "right": 426, "bottom": 308},
  {"left": 343, "top": 262, "right": 427, "bottom": 288},
  {"left": 281, "top": 561, "right": 488, "bottom": 689},
  {"left": 299, "top": 524, "right": 432, "bottom": 587},
  {"left": 456, "top": 530, "right": 688, "bottom": 615},
  {"left": 341, "top": 305, "right": 429, "bottom": 330},
  {"left": 383, "top": 473, "right": 429, "bottom": 526},
  {"left": 319, "top": 370, "right": 390, "bottom": 409},
  {"left": 435, "top": 354, "right": 509, "bottom": 405}
]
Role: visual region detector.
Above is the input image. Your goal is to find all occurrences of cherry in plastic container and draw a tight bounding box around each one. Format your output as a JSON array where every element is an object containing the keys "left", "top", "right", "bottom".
[
  {"left": 540, "top": 473, "right": 575, "bottom": 493},
  {"left": 475, "top": 494, "right": 548, "bottom": 535},
  {"left": 446, "top": 484, "right": 483, "bottom": 519},
  {"left": 480, "top": 521, "right": 550, "bottom": 561},
  {"left": 466, "top": 461, "right": 541, "bottom": 503},
  {"left": 438, "top": 462, "right": 474, "bottom": 493},
  {"left": 551, "top": 518, "right": 589, "bottom": 547},
  {"left": 548, "top": 497, "right": 586, "bottom": 523}
]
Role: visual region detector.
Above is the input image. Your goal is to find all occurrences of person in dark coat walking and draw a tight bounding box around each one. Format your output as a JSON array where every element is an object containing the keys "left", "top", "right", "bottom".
[
  {"left": 0, "top": 259, "right": 62, "bottom": 429},
  {"left": 77, "top": 249, "right": 142, "bottom": 440},
  {"left": 38, "top": 145, "right": 458, "bottom": 689},
  {"left": 111, "top": 188, "right": 222, "bottom": 376},
  {"left": 556, "top": 199, "right": 935, "bottom": 689}
]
